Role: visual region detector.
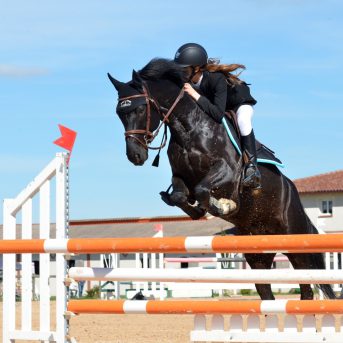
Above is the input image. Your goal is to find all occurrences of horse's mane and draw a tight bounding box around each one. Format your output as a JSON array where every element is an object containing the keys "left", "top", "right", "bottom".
[{"left": 138, "top": 58, "right": 186, "bottom": 87}]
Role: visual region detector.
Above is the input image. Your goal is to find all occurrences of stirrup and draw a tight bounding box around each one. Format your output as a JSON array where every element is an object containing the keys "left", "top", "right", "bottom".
[{"left": 242, "top": 163, "right": 262, "bottom": 190}]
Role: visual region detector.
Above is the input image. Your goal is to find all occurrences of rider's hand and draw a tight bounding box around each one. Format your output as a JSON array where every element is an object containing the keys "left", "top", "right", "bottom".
[{"left": 184, "top": 83, "right": 200, "bottom": 101}]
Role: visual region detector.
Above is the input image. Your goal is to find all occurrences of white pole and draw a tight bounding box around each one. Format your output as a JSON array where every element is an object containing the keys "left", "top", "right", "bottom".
[
  {"left": 69, "top": 267, "right": 343, "bottom": 284},
  {"left": 134, "top": 253, "right": 140, "bottom": 294},
  {"left": 39, "top": 180, "right": 51, "bottom": 341},
  {"left": 55, "top": 153, "right": 68, "bottom": 343},
  {"left": 216, "top": 253, "right": 223, "bottom": 296},
  {"left": 333, "top": 252, "right": 340, "bottom": 292},
  {"left": 3, "top": 199, "right": 16, "bottom": 343},
  {"left": 21, "top": 199, "right": 33, "bottom": 331},
  {"left": 159, "top": 252, "right": 164, "bottom": 300},
  {"left": 114, "top": 253, "right": 120, "bottom": 299},
  {"left": 143, "top": 253, "right": 148, "bottom": 294},
  {"left": 151, "top": 252, "right": 156, "bottom": 293},
  {"left": 101, "top": 254, "right": 109, "bottom": 299},
  {"left": 155, "top": 230, "right": 164, "bottom": 300}
]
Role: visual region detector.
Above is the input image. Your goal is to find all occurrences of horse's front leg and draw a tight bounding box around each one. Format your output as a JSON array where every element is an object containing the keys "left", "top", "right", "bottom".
[
  {"left": 244, "top": 253, "right": 276, "bottom": 300},
  {"left": 194, "top": 158, "right": 237, "bottom": 216},
  {"left": 160, "top": 176, "right": 206, "bottom": 220}
]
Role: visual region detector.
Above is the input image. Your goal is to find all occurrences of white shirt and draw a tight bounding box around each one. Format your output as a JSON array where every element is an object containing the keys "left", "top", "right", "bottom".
[{"left": 191, "top": 73, "right": 203, "bottom": 89}]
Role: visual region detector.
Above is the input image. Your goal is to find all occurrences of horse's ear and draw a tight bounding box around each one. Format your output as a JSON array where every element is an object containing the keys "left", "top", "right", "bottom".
[
  {"left": 132, "top": 70, "right": 143, "bottom": 91},
  {"left": 107, "top": 73, "right": 123, "bottom": 91}
]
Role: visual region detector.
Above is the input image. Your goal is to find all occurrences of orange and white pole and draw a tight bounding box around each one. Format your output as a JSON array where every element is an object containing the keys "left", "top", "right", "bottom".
[
  {"left": 67, "top": 299, "right": 343, "bottom": 315},
  {"left": 1, "top": 233, "right": 343, "bottom": 254}
]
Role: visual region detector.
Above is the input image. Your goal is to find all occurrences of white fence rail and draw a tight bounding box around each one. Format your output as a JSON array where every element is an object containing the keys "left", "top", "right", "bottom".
[{"left": 2, "top": 153, "right": 68, "bottom": 343}]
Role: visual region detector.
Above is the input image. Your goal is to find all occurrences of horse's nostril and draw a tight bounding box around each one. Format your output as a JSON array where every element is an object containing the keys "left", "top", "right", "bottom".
[{"left": 135, "top": 154, "right": 140, "bottom": 161}]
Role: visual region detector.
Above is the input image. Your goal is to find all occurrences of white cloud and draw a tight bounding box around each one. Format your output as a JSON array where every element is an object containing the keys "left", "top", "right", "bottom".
[{"left": 0, "top": 65, "right": 48, "bottom": 77}]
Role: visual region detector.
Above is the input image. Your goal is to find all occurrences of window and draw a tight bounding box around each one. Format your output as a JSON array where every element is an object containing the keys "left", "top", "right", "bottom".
[{"left": 321, "top": 200, "right": 333, "bottom": 215}]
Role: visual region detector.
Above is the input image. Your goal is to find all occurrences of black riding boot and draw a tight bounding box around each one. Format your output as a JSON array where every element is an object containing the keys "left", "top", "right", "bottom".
[{"left": 241, "top": 130, "right": 262, "bottom": 189}]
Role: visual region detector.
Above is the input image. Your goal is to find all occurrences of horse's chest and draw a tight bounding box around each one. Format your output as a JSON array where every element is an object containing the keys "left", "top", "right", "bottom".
[
  {"left": 168, "top": 137, "right": 218, "bottom": 176},
  {"left": 188, "top": 151, "right": 211, "bottom": 170},
  {"left": 175, "top": 148, "right": 212, "bottom": 176}
]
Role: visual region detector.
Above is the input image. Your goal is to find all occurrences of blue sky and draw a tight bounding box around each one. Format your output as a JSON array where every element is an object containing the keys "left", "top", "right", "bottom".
[{"left": 0, "top": 0, "right": 342, "bottom": 223}]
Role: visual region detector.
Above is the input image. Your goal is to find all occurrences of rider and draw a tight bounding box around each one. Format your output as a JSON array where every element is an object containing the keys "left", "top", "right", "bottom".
[{"left": 174, "top": 42, "right": 261, "bottom": 190}]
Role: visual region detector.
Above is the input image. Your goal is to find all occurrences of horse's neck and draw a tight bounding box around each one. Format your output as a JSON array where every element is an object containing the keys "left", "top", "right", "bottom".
[
  {"left": 149, "top": 80, "right": 195, "bottom": 141},
  {"left": 168, "top": 105, "right": 203, "bottom": 143},
  {"left": 149, "top": 80, "right": 239, "bottom": 163},
  {"left": 148, "top": 79, "right": 180, "bottom": 106}
]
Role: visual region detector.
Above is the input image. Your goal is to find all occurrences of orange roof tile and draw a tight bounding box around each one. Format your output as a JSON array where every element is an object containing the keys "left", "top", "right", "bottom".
[{"left": 293, "top": 170, "right": 343, "bottom": 194}]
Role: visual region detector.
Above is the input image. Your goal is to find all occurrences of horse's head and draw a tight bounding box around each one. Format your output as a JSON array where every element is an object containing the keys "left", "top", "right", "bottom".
[{"left": 108, "top": 70, "right": 162, "bottom": 165}]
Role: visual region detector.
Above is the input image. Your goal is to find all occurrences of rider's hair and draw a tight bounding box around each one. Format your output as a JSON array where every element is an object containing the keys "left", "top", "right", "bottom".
[{"left": 202, "top": 58, "right": 246, "bottom": 85}]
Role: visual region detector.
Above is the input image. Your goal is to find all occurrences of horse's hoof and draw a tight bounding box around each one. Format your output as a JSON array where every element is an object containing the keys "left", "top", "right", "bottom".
[
  {"left": 170, "top": 191, "right": 188, "bottom": 206},
  {"left": 219, "top": 198, "right": 237, "bottom": 214},
  {"left": 209, "top": 197, "right": 237, "bottom": 215},
  {"left": 160, "top": 191, "right": 175, "bottom": 206}
]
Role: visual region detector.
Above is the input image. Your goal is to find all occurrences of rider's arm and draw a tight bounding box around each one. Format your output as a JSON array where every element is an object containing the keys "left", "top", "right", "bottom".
[{"left": 197, "top": 73, "right": 227, "bottom": 123}]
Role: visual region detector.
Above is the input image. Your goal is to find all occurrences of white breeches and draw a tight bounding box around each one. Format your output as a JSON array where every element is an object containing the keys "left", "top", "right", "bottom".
[{"left": 236, "top": 104, "right": 254, "bottom": 136}]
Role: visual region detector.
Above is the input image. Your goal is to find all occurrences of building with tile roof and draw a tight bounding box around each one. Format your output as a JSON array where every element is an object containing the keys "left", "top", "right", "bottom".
[
  {"left": 294, "top": 170, "right": 343, "bottom": 233},
  {"left": 294, "top": 170, "right": 343, "bottom": 194}
]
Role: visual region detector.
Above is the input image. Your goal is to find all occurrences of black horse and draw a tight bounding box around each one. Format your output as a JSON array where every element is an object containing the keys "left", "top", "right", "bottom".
[{"left": 108, "top": 58, "right": 336, "bottom": 300}]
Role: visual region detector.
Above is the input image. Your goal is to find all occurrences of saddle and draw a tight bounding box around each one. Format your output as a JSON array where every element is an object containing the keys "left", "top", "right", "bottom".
[{"left": 224, "top": 111, "right": 284, "bottom": 168}]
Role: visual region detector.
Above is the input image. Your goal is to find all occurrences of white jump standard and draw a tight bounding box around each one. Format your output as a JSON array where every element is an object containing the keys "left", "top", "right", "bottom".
[{"left": 2, "top": 153, "right": 343, "bottom": 343}]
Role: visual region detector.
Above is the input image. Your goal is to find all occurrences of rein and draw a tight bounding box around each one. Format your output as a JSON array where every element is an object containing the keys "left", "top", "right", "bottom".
[{"left": 118, "top": 84, "right": 184, "bottom": 151}]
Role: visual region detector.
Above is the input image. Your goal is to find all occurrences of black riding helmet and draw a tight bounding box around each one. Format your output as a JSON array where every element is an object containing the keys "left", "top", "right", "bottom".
[{"left": 174, "top": 43, "right": 208, "bottom": 67}]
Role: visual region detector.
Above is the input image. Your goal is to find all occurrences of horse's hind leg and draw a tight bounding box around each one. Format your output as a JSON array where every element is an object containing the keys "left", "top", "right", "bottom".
[
  {"left": 244, "top": 253, "right": 276, "bottom": 300},
  {"left": 160, "top": 176, "right": 206, "bottom": 220},
  {"left": 286, "top": 253, "right": 314, "bottom": 300}
]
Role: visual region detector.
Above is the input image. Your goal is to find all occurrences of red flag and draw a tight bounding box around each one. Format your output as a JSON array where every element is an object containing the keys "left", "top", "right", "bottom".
[
  {"left": 154, "top": 223, "right": 163, "bottom": 232},
  {"left": 53, "top": 124, "right": 77, "bottom": 163}
]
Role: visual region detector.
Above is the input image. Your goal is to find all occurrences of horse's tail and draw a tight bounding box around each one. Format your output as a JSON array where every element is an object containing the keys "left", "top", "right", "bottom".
[
  {"left": 285, "top": 177, "right": 340, "bottom": 299},
  {"left": 308, "top": 220, "right": 339, "bottom": 299}
]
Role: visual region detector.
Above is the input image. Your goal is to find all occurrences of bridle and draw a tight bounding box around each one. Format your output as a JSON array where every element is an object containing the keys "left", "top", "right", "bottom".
[{"left": 118, "top": 83, "right": 184, "bottom": 151}]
